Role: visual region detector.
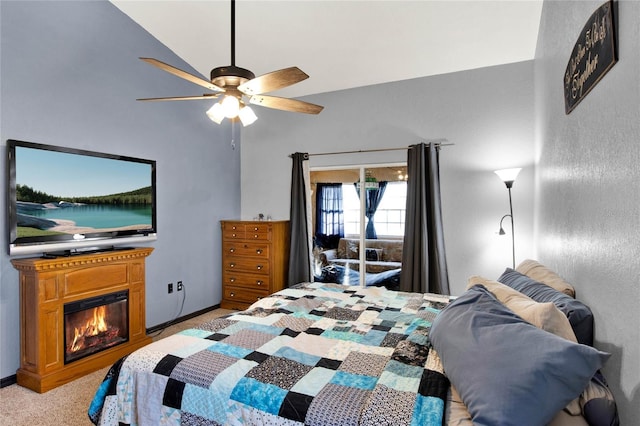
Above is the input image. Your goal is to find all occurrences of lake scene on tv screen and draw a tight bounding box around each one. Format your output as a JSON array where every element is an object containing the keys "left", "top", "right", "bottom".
[{"left": 15, "top": 145, "right": 153, "bottom": 239}]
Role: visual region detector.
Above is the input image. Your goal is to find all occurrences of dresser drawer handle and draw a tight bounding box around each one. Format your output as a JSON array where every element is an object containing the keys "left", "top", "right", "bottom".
[
  {"left": 230, "top": 263, "right": 236, "bottom": 268},
  {"left": 232, "top": 226, "right": 237, "bottom": 230},
  {"left": 253, "top": 234, "right": 259, "bottom": 238},
  {"left": 256, "top": 249, "right": 263, "bottom": 254},
  {"left": 256, "top": 296, "right": 262, "bottom": 300},
  {"left": 256, "top": 265, "right": 263, "bottom": 270},
  {"left": 232, "top": 233, "right": 237, "bottom": 237},
  {"left": 230, "top": 292, "right": 235, "bottom": 297},
  {"left": 230, "top": 277, "right": 236, "bottom": 283},
  {"left": 256, "top": 280, "right": 263, "bottom": 286},
  {"left": 229, "top": 248, "right": 235, "bottom": 253},
  {"left": 254, "top": 227, "right": 259, "bottom": 231}
]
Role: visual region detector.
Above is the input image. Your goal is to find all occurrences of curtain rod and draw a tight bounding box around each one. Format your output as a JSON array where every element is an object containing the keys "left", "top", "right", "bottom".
[{"left": 304, "top": 140, "right": 453, "bottom": 157}]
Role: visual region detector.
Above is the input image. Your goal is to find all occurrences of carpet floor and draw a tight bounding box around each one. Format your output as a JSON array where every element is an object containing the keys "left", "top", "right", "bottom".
[{"left": 0, "top": 308, "right": 234, "bottom": 425}]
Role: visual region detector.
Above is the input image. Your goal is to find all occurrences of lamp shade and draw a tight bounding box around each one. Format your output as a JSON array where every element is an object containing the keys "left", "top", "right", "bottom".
[
  {"left": 239, "top": 105, "right": 258, "bottom": 126},
  {"left": 494, "top": 168, "right": 522, "bottom": 188},
  {"left": 206, "top": 102, "right": 225, "bottom": 124}
]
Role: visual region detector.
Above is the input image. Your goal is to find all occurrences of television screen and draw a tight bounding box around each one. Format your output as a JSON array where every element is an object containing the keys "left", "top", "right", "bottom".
[{"left": 7, "top": 139, "right": 157, "bottom": 255}]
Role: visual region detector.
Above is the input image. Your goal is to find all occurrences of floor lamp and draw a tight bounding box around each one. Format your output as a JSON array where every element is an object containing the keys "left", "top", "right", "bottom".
[{"left": 494, "top": 168, "right": 521, "bottom": 268}]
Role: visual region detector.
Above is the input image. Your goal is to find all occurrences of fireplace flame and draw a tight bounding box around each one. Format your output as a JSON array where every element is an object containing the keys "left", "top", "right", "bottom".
[{"left": 70, "top": 306, "right": 109, "bottom": 352}]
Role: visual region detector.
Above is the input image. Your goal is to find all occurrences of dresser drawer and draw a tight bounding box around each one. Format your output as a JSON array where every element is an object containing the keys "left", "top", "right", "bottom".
[
  {"left": 223, "top": 271, "right": 269, "bottom": 290},
  {"left": 223, "top": 229, "right": 246, "bottom": 240},
  {"left": 223, "top": 242, "right": 270, "bottom": 259},
  {"left": 223, "top": 228, "right": 269, "bottom": 241},
  {"left": 222, "top": 222, "right": 271, "bottom": 241},
  {"left": 223, "top": 222, "right": 244, "bottom": 232},
  {"left": 223, "top": 286, "right": 269, "bottom": 305},
  {"left": 223, "top": 257, "right": 270, "bottom": 274},
  {"left": 242, "top": 230, "right": 269, "bottom": 241}
]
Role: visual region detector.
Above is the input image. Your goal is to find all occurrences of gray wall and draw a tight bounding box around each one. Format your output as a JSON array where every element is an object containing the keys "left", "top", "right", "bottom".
[
  {"left": 4, "top": 0, "right": 635, "bottom": 422},
  {"left": 0, "top": 1, "right": 239, "bottom": 379},
  {"left": 241, "top": 62, "right": 536, "bottom": 295},
  {"left": 534, "top": 1, "right": 640, "bottom": 423}
]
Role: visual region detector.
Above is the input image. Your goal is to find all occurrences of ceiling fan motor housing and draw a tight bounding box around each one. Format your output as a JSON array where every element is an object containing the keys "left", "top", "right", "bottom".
[{"left": 210, "top": 65, "right": 255, "bottom": 88}]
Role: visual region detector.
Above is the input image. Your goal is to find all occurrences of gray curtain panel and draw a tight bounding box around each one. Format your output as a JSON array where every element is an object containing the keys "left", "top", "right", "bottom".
[
  {"left": 400, "top": 143, "right": 450, "bottom": 294},
  {"left": 288, "top": 152, "right": 311, "bottom": 286},
  {"left": 354, "top": 181, "right": 388, "bottom": 239}
]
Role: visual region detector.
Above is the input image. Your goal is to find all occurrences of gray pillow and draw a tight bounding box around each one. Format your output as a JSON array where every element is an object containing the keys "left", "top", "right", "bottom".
[
  {"left": 581, "top": 371, "right": 620, "bottom": 426},
  {"left": 429, "top": 285, "right": 609, "bottom": 426},
  {"left": 498, "top": 268, "right": 595, "bottom": 346}
]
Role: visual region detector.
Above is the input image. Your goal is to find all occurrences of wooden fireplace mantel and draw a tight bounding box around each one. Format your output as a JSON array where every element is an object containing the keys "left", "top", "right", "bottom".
[{"left": 11, "top": 247, "right": 154, "bottom": 393}]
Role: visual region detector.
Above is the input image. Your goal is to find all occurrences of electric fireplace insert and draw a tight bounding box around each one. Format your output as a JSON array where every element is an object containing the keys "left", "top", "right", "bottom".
[{"left": 63, "top": 290, "right": 129, "bottom": 364}]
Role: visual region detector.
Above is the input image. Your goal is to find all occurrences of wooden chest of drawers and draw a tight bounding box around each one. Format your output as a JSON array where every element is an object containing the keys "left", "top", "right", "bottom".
[{"left": 220, "top": 220, "right": 290, "bottom": 310}]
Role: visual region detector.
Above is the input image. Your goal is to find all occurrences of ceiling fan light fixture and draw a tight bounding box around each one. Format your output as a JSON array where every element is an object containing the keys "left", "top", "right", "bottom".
[
  {"left": 221, "top": 95, "right": 241, "bottom": 118},
  {"left": 239, "top": 105, "right": 258, "bottom": 126},
  {"left": 206, "top": 102, "right": 225, "bottom": 124},
  {"left": 138, "top": 0, "right": 323, "bottom": 126}
]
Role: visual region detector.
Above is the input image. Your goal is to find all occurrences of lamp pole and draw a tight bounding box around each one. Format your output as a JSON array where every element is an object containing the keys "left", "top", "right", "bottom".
[{"left": 507, "top": 184, "right": 515, "bottom": 269}]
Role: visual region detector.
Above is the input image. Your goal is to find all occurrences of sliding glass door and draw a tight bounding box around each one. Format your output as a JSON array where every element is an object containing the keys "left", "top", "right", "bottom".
[{"left": 311, "top": 165, "right": 406, "bottom": 288}]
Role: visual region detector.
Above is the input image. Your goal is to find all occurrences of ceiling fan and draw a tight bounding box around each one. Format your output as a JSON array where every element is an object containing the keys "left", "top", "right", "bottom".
[{"left": 138, "top": 0, "right": 323, "bottom": 126}]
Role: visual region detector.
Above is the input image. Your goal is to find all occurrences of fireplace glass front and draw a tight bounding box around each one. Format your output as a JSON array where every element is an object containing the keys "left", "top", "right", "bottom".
[{"left": 63, "top": 290, "right": 129, "bottom": 364}]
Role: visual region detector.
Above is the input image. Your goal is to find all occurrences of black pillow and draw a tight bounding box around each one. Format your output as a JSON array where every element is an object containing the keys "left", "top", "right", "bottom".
[
  {"left": 365, "top": 248, "right": 381, "bottom": 261},
  {"left": 498, "top": 268, "right": 594, "bottom": 346}
]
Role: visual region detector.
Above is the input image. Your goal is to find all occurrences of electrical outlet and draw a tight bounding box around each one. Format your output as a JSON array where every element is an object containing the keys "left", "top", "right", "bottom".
[
  {"left": 177, "top": 281, "right": 183, "bottom": 291},
  {"left": 168, "top": 283, "right": 173, "bottom": 293}
]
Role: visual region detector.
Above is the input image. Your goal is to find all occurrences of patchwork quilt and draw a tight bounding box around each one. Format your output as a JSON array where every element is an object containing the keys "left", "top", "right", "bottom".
[{"left": 88, "top": 282, "right": 453, "bottom": 426}]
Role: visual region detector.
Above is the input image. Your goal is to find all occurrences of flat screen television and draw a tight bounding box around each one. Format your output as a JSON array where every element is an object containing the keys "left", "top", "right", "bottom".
[{"left": 7, "top": 139, "right": 157, "bottom": 256}]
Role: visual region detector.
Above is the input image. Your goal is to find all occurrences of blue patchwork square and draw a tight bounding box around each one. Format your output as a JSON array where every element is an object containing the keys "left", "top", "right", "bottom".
[
  {"left": 231, "top": 377, "right": 287, "bottom": 415},
  {"left": 206, "top": 341, "right": 252, "bottom": 359},
  {"left": 411, "top": 395, "right": 444, "bottom": 426},
  {"left": 361, "top": 329, "right": 387, "bottom": 346},
  {"left": 273, "top": 346, "right": 321, "bottom": 366},
  {"left": 330, "top": 370, "right": 377, "bottom": 390}
]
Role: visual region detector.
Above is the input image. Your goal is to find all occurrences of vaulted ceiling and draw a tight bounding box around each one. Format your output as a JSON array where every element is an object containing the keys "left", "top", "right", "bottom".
[{"left": 111, "top": 0, "right": 543, "bottom": 98}]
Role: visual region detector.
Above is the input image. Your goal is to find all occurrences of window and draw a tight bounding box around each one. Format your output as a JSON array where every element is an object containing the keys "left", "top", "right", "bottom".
[
  {"left": 342, "top": 181, "right": 406, "bottom": 237},
  {"left": 311, "top": 165, "right": 406, "bottom": 288},
  {"left": 372, "top": 181, "right": 406, "bottom": 236}
]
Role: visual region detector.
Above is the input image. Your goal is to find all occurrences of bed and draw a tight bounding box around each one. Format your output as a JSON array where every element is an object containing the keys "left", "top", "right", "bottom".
[{"left": 88, "top": 260, "right": 619, "bottom": 426}]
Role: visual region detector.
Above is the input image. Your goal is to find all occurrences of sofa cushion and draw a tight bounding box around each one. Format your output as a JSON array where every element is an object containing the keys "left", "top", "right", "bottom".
[
  {"left": 328, "top": 259, "right": 402, "bottom": 274},
  {"left": 429, "top": 285, "right": 609, "bottom": 426},
  {"left": 346, "top": 240, "right": 359, "bottom": 259},
  {"left": 335, "top": 238, "right": 403, "bottom": 262}
]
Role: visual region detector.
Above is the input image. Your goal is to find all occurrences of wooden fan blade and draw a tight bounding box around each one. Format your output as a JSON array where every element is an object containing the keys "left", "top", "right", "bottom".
[
  {"left": 137, "top": 94, "right": 221, "bottom": 102},
  {"left": 238, "top": 67, "right": 309, "bottom": 95},
  {"left": 140, "top": 58, "right": 224, "bottom": 92},
  {"left": 249, "top": 95, "right": 323, "bottom": 114}
]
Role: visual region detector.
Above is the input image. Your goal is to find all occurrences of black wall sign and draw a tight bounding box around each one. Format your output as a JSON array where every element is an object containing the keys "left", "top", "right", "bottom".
[{"left": 564, "top": 1, "right": 617, "bottom": 114}]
